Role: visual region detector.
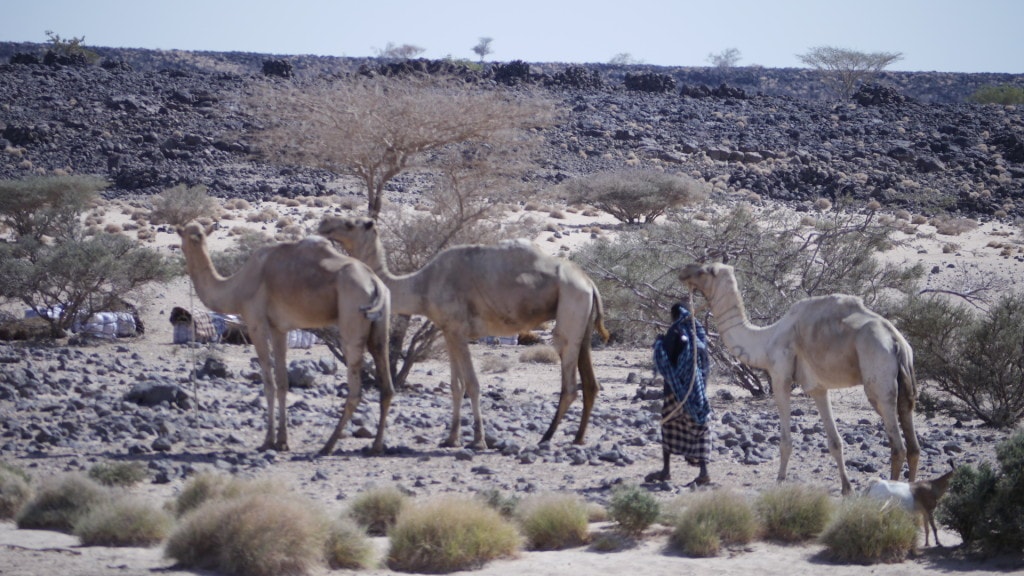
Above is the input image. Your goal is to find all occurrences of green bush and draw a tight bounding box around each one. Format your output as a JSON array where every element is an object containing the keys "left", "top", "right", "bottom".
[
  {"left": 348, "top": 485, "right": 409, "bottom": 536},
  {"left": 938, "top": 431, "right": 1024, "bottom": 552},
  {"left": 325, "top": 516, "right": 376, "bottom": 569},
  {"left": 669, "top": 489, "right": 759, "bottom": 557},
  {"left": 165, "top": 491, "right": 329, "bottom": 576},
  {"left": 74, "top": 496, "right": 174, "bottom": 547},
  {"left": 388, "top": 495, "right": 521, "bottom": 573},
  {"left": 15, "top": 473, "right": 108, "bottom": 533},
  {"left": 893, "top": 293, "right": 1024, "bottom": 427},
  {"left": 968, "top": 84, "right": 1024, "bottom": 105},
  {"left": 514, "top": 492, "right": 590, "bottom": 550},
  {"left": 0, "top": 463, "right": 33, "bottom": 519},
  {"left": 755, "top": 483, "right": 834, "bottom": 542},
  {"left": 608, "top": 484, "right": 660, "bottom": 535},
  {"left": 87, "top": 461, "right": 148, "bottom": 487},
  {"left": 477, "top": 488, "right": 519, "bottom": 518},
  {"left": 819, "top": 497, "right": 917, "bottom": 564}
]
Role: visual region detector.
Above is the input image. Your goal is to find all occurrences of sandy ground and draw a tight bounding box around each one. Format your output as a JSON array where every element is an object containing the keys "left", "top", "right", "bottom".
[{"left": 1, "top": 195, "right": 1023, "bottom": 574}]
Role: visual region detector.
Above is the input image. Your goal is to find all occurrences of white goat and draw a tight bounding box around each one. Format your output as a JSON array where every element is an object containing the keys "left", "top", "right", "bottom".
[{"left": 863, "top": 458, "right": 957, "bottom": 547}]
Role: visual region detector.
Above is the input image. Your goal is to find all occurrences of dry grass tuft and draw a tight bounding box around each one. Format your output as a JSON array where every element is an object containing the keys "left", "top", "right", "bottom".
[
  {"left": 388, "top": 495, "right": 521, "bottom": 573},
  {"left": 15, "top": 473, "right": 108, "bottom": 533},
  {"left": 165, "top": 491, "right": 329, "bottom": 576},
  {"left": 515, "top": 492, "right": 590, "bottom": 550},
  {"left": 74, "top": 496, "right": 174, "bottom": 547},
  {"left": 87, "top": 461, "right": 148, "bottom": 487},
  {"left": 669, "top": 489, "right": 759, "bottom": 557},
  {"left": 818, "top": 496, "right": 917, "bottom": 564},
  {"left": 348, "top": 485, "right": 409, "bottom": 536},
  {"left": 325, "top": 516, "right": 376, "bottom": 569},
  {"left": 755, "top": 483, "right": 834, "bottom": 543},
  {"left": 0, "top": 462, "right": 33, "bottom": 519}
]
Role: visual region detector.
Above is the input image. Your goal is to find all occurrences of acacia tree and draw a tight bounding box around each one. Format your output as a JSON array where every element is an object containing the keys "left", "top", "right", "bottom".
[
  {"left": 249, "top": 75, "right": 554, "bottom": 218},
  {"left": 707, "top": 48, "right": 742, "bottom": 68},
  {"left": 472, "top": 37, "right": 493, "bottom": 62},
  {"left": 558, "top": 169, "right": 708, "bottom": 224},
  {"left": 375, "top": 42, "right": 425, "bottom": 60},
  {"left": 797, "top": 46, "right": 903, "bottom": 99}
]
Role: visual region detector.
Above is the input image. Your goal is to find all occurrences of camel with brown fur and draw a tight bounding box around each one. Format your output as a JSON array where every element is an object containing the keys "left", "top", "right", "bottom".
[
  {"left": 317, "top": 215, "right": 609, "bottom": 449},
  {"left": 177, "top": 221, "right": 394, "bottom": 455},
  {"left": 678, "top": 262, "right": 920, "bottom": 495}
]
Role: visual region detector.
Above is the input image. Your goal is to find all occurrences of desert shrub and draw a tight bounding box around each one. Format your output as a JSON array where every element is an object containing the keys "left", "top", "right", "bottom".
[
  {"left": 74, "top": 496, "right": 174, "bottom": 547},
  {"left": 165, "top": 491, "right": 329, "bottom": 576},
  {"left": 755, "top": 483, "right": 833, "bottom": 542},
  {"left": 172, "top": 472, "right": 284, "bottom": 518},
  {"left": 325, "top": 516, "right": 376, "bottom": 569},
  {"left": 0, "top": 175, "right": 173, "bottom": 338},
  {"left": 558, "top": 169, "right": 708, "bottom": 224},
  {"left": 669, "top": 489, "right": 759, "bottom": 557},
  {"left": 149, "top": 184, "right": 219, "bottom": 227},
  {"left": 608, "top": 484, "right": 660, "bottom": 535},
  {"left": 938, "top": 431, "right": 1024, "bottom": 552},
  {"left": 518, "top": 345, "right": 560, "bottom": 364},
  {"left": 515, "top": 492, "right": 590, "bottom": 550},
  {"left": 477, "top": 488, "right": 519, "bottom": 518},
  {"left": 0, "top": 463, "right": 33, "bottom": 519},
  {"left": 87, "top": 461, "right": 148, "bottom": 487},
  {"left": 969, "top": 84, "right": 1024, "bottom": 105},
  {"left": 931, "top": 215, "right": 979, "bottom": 236},
  {"left": 348, "top": 485, "right": 409, "bottom": 536},
  {"left": 893, "top": 293, "right": 1024, "bottom": 427},
  {"left": 819, "top": 497, "right": 916, "bottom": 563},
  {"left": 16, "top": 473, "right": 108, "bottom": 532},
  {"left": 387, "top": 495, "right": 521, "bottom": 573}
]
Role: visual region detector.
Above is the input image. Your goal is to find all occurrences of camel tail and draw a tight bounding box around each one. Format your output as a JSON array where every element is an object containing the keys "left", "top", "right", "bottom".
[
  {"left": 896, "top": 335, "right": 921, "bottom": 481},
  {"left": 591, "top": 286, "right": 610, "bottom": 343},
  {"left": 360, "top": 275, "right": 389, "bottom": 322}
]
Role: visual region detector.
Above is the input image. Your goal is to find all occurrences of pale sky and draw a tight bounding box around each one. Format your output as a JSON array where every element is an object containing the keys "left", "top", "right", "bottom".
[{"left": 2, "top": 0, "right": 1021, "bottom": 73}]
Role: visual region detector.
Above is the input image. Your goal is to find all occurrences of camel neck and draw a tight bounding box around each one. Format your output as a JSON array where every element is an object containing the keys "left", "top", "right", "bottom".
[
  {"left": 358, "top": 237, "right": 427, "bottom": 317},
  {"left": 182, "top": 241, "right": 243, "bottom": 314},
  {"left": 707, "top": 278, "right": 771, "bottom": 369}
]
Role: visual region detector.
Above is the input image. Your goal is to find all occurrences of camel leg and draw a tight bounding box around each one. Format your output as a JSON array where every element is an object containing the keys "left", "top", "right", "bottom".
[
  {"left": 269, "top": 329, "right": 290, "bottom": 452},
  {"left": 573, "top": 335, "right": 599, "bottom": 445},
  {"left": 896, "top": 374, "right": 921, "bottom": 482},
  {"left": 770, "top": 370, "right": 795, "bottom": 485},
  {"left": 541, "top": 327, "right": 580, "bottom": 444},
  {"left": 319, "top": 333, "right": 367, "bottom": 457},
  {"left": 440, "top": 336, "right": 472, "bottom": 447},
  {"left": 367, "top": 317, "right": 394, "bottom": 454},
  {"left": 250, "top": 325, "right": 278, "bottom": 452},
  {"left": 866, "top": 383, "right": 909, "bottom": 482},
  {"left": 809, "top": 388, "right": 852, "bottom": 495},
  {"left": 459, "top": 348, "right": 487, "bottom": 450}
]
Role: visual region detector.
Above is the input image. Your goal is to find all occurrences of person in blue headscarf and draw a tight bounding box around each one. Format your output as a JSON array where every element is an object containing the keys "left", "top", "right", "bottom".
[{"left": 645, "top": 302, "right": 713, "bottom": 487}]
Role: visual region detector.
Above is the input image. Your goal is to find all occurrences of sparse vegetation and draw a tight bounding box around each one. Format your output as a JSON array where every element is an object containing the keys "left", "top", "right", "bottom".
[
  {"left": 755, "top": 484, "right": 834, "bottom": 542},
  {"left": 87, "top": 461, "right": 148, "bottom": 487},
  {"left": 149, "top": 184, "right": 219, "bottom": 227},
  {"left": 669, "top": 489, "right": 759, "bottom": 557},
  {"left": 707, "top": 48, "right": 742, "bottom": 68},
  {"left": 73, "top": 496, "right": 174, "bottom": 547},
  {"left": 347, "top": 485, "right": 409, "bottom": 536},
  {"left": 969, "top": 84, "right": 1024, "bottom": 105},
  {"left": 515, "top": 492, "right": 590, "bottom": 550},
  {"left": 478, "top": 488, "right": 520, "bottom": 518},
  {"left": 387, "top": 495, "right": 521, "bottom": 573},
  {"left": 518, "top": 345, "right": 560, "bottom": 364},
  {"left": 15, "top": 473, "right": 108, "bottom": 533},
  {"left": 819, "top": 497, "right": 917, "bottom": 564},
  {"left": 608, "top": 484, "right": 660, "bottom": 535}
]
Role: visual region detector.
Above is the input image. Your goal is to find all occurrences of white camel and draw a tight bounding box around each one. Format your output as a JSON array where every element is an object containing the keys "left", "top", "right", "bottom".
[
  {"left": 678, "top": 262, "right": 920, "bottom": 495},
  {"left": 317, "top": 215, "right": 609, "bottom": 449},
  {"left": 177, "top": 221, "right": 394, "bottom": 455}
]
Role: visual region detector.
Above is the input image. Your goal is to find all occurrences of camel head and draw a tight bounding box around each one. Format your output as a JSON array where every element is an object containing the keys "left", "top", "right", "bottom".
[
  {"left": 176, "top": 221, "right": 215, "bottom": 255},
  {"left": 678, "top": 262, "right": 734, "bottom": 297},
  {"left": 317, "top": 215, "right": 378, "bottom": 257}
]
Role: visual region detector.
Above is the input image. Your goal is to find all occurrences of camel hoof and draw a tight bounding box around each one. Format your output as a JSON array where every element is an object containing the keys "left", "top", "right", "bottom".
[{"left": 439, "top": 438, "right": 459, "bottom": 448}]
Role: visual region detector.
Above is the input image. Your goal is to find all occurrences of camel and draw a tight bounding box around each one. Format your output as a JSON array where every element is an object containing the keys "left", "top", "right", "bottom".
[
  {"left": 176, "top": 221, "right": 394, "bottom": 455},
  {"left": 317, "top": 215, "right": 610, "bottom": 449},
  {"left": 678, "top": 262, "right": 920, "bottom": 495}
]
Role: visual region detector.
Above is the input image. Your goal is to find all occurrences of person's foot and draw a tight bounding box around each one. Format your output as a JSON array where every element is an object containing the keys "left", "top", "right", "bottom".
[
  {"left": 644, "top": 470, "right": 670, "bottom": 483},
  {"left": 685, "top": 474, "right": 710, "bottom": 488}
]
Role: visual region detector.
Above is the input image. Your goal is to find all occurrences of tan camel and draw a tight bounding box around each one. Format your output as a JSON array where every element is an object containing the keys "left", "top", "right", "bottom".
[
  {"left": 317, "top": 215, "right": 609, "bottom": 449},
  {"left": 177, "top": 221, "right": 394, "bottom": 455},
  {"left": 678, "top": 262, "right": 920, "bottom": 495}
]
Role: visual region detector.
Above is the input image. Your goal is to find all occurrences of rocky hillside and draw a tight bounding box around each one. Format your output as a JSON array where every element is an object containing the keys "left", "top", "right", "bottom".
[{"left": 1, "top": 42, "right": 1022, "bottom": 218}]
